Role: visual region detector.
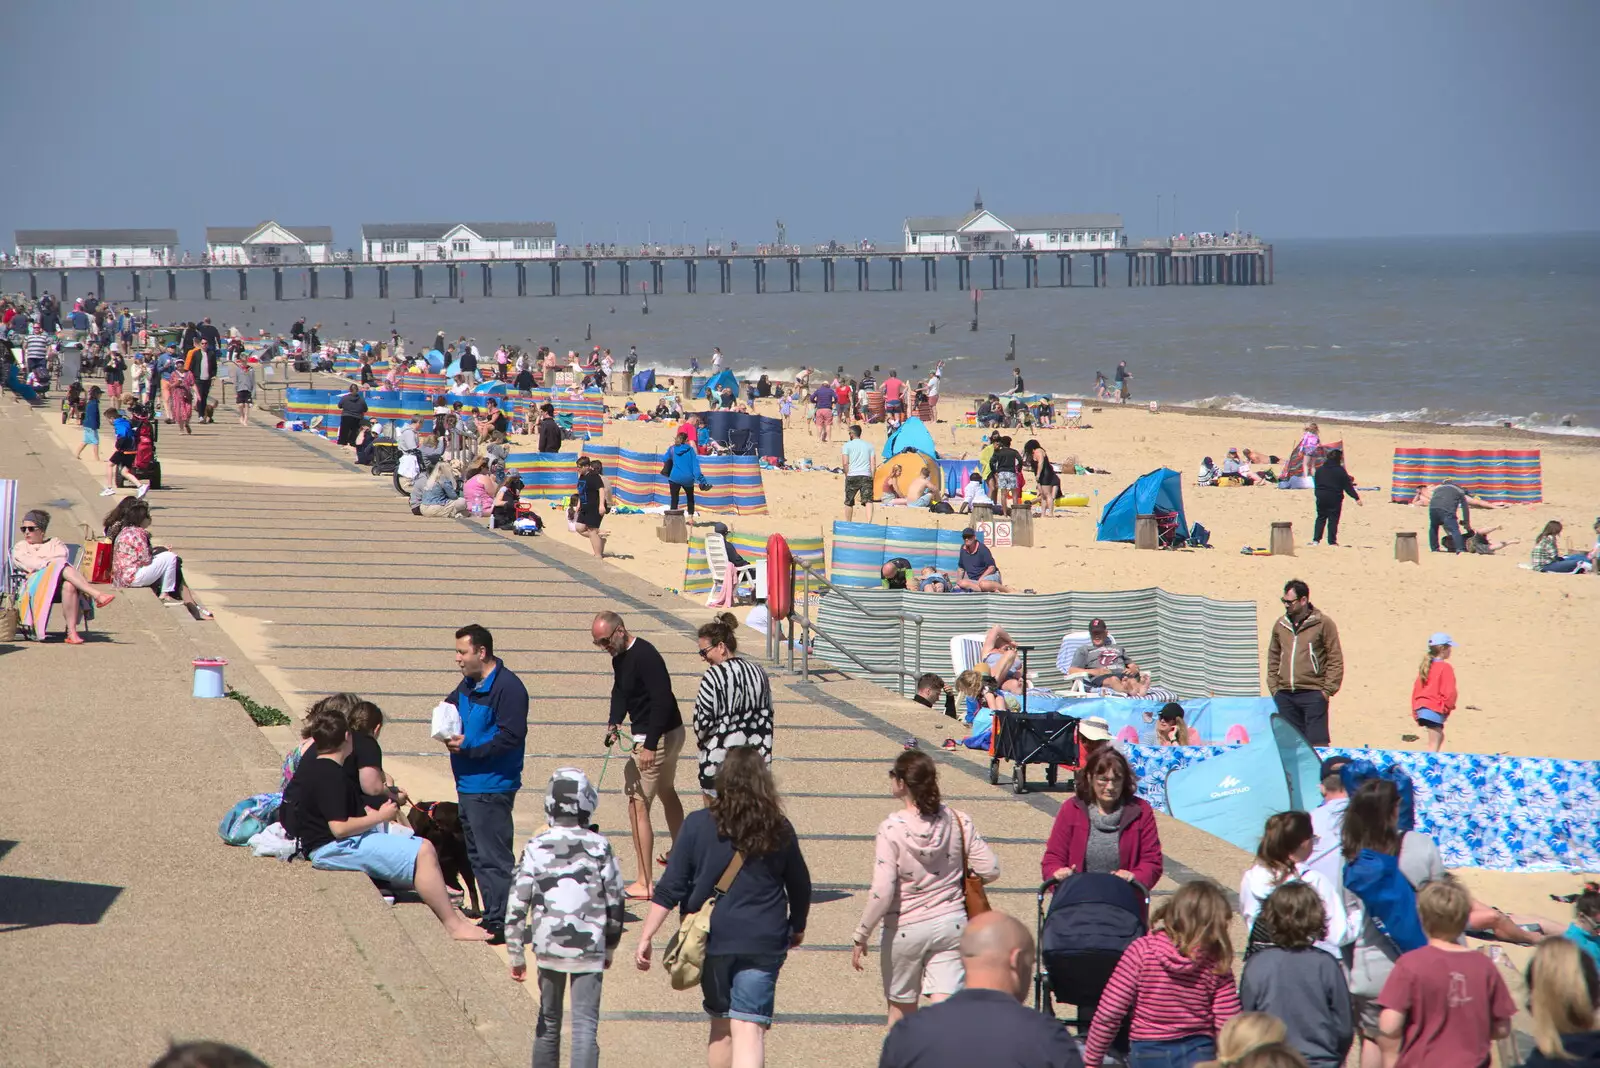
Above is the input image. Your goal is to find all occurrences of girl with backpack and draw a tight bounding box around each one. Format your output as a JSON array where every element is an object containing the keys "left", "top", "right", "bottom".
[
  {"left": 1238, "top": 811, "right": 1352, "bottom": 960},
  {"left": 1082, "top": 879, "right": 1242, "bottom": 1068}
]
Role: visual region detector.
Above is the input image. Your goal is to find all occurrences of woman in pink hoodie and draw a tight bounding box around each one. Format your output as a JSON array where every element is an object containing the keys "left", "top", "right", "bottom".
[
  {"left": 1084, "top": 879, "right": 1242, "bottom": 1068},
  {"left": 851, "top": 749, "right": 1000, "bottom": 1027}
]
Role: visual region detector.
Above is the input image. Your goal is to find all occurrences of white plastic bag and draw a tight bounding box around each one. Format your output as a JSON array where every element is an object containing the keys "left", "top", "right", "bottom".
[
  {"left": 398, "top": 452, "right": 419, "bottom": 479},
  {"left": 430, "top": 701, "right": 462, "bottom": 742}
]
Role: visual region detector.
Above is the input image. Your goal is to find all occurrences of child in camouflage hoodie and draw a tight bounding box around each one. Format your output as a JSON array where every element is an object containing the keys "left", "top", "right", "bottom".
[{"left": 505, "top": 767, "right": 625, "bottom": 1068}]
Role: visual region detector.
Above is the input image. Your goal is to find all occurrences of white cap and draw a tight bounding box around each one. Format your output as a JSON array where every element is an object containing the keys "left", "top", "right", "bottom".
[
  {"left": 1428, "top": 632, "right": 1457, "bottom": 647},
  {"left": 1077, "top": 716, "right": 1112, "bottom": 741}
]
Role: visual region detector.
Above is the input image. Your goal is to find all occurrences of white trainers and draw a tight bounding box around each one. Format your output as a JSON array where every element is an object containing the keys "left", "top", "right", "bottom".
[
  {"left": 135, "top": 483, "right": 150, "bottom": 499},
  {"left": 100, "top": 487, "right": 117, "bottom": 496}
]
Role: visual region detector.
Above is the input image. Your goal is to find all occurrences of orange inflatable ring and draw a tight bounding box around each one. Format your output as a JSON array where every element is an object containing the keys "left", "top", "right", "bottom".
[
  {"left": 873, "top": 450, "right": 941, "bottom": 500},
  {"left": 765, "top": 533, "right": 794, "bottom": 619}
]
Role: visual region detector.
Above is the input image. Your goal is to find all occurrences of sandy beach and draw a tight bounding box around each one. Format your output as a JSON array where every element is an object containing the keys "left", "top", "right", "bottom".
[{"left": 536, "top": 391, "right": 1600, "bottom": 764}]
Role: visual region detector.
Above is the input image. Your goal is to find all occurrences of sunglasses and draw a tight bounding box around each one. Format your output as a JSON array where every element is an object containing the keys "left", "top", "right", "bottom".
[
  {"left": 697, "top": 647, "right": 712, "bottom": 660},
  {"left": 592, "top": 632, "right": 617, "bottom": 647},
  {"left": 19, "top": 525, "right": 39, "bottom": 532}
]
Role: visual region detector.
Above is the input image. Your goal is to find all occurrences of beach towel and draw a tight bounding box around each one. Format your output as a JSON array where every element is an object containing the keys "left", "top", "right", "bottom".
[
  {"left": 1390, "top": 447, "right": 1542, "bottom": 504},
  {"left": 17, "top": 561, "right": 66, "bottom": 640}
]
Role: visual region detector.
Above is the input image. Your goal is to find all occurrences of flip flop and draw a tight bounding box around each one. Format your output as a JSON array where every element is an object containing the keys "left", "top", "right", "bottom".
[
  {"left": 93, "top": 593, "right": 116, "bottom": 609},
  {"left": 624, "top": 887, "right": 653, "bottom": 902},
  {"left": 63, "top": 634, "right": 86, "bottom": 645}
]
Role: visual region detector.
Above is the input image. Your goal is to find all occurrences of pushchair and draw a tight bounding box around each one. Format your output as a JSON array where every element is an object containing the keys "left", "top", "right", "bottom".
[{"left": 1035, "top": 872, "right": 1147, "bottom": 1046}]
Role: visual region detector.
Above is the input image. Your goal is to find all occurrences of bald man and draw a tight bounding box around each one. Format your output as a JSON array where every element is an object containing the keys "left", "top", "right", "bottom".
[{"left": 877, "top": 911, "right": 1083, "bottom": 1067}]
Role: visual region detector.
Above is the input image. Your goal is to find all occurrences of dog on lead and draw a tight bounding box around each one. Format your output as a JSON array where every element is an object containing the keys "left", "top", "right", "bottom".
[{"left": 407, "top": 800, "right": 481, "bottom": 918}]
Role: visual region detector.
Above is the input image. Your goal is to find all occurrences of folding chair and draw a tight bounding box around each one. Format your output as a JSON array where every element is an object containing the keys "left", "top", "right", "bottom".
[
  {"left": 950, "top": 633, "right": 985, "bottom": 676},
  {"left": 1062, "top": 400, "right": 1083, "bottom": 428},
  {"left": 703, "top": 532, "right": 756, "bottom": 607}
]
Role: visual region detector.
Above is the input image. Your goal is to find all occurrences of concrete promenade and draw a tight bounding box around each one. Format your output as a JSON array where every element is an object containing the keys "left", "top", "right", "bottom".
[{"left": 0, "top": 393, "right": 1251, "bottom": 1066}]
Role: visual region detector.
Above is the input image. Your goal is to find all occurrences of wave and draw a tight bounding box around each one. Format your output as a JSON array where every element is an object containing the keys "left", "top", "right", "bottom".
[{"left": 1176, "top": 394, "right": 1600, "bottom": 437}]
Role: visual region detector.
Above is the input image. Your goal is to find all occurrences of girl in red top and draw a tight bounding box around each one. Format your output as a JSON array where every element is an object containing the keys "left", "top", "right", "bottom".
[{"left": 1411, "top": 633, "right": 1458, "bottom": 753}]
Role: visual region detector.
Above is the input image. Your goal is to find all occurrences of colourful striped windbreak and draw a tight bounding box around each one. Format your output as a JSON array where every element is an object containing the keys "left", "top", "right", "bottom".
[
  {"left": 505, "top": 391, "right": 605, "bottom": 437},
  {"left": 681, "top": 532, "right": 826, "bottom": 595},
  {"left": 1390, "top": 448, "right": 1543, "bottom": 504},
  {"left": 811, "top": 586, "right": 1261, "bottom": 699},
  {"left": 333, "top": 356, "right": 392, "bottom": 374},
  {"left": 283, "top": 389, "right": 507, "bottom": 431},
  {"left": 505, "top": 446, "right": 768, "bottom": 513},
  {"left": 829, "top": 521, "right": 974, "bottom": 588},
  {"left": 398, "top": 372, "right": 451, "bottom": 391}
]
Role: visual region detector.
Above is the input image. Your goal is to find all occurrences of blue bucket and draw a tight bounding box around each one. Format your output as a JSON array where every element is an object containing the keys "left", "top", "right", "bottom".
[{"left": 193, "top": 658, "right": 228, "bottom": 699}]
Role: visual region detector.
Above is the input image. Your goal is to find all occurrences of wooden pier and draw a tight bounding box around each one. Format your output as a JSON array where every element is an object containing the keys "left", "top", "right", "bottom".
[{"left": 5, "top": 242, "right": 1271, "bottom": 302}]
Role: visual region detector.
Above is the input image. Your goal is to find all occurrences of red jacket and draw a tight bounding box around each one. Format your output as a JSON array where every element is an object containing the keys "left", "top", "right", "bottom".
[
  {"left": 1411, "top": 659, "right": 1458, "bottom": 717},
  {"left": 1040, "top": 796, "right": 1164, "bottom": 889}
]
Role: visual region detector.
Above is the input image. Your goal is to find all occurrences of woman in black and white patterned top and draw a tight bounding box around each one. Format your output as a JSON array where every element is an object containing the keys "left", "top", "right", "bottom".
[{"left": 693, "top": 613, "right": 775, "bottom": 796}]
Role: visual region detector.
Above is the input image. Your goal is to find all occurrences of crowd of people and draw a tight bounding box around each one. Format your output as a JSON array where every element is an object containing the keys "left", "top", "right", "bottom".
[{"left": 258, "top": 617, "right": 1600, "bottom": 1068}]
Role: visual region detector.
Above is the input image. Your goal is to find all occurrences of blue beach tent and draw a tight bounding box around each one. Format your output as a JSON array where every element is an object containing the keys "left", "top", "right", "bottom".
[
  {"left": 1096, "top": 467, "right": 1188, "bottom": 543},
  {"left": 1162, "top": 715, "right": 1323, "bottom": 852},
  {"left": 698, "top": 368, "right": 739, "bottom": 400},
  {"left": 424, "top": 349, "right": 446, "bottom": 371},
  {"left": 883, "top": 416, "right": 938, "bottom": 460},
  {"left": 631, "top": 369, "right": 657, "bottom": 392}
]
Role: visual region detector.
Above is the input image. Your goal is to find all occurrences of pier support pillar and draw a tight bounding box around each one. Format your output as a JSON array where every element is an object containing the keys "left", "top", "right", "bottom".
[
  {"left": 515, "top": 263, "right": 526, "bottom": 297},
  {"left": 307, "top": 268, "right": 318, "bottom": 299},
  {"left": 482, "top": 263, "right": 492, "bottom": 297},
  {"left": 821, "top": 258, "right": 833, "bottom": 293},
  {"left": 203, "top": 270, "right": 212, "bottom": 300},
  {"left": 788, "top": 258, "right": 799, "bottom": 292},
  {"left": 237, "top": 269, "right": 248, "bottom": 300},
  {"left": 131, "top": 272, "right": 141, "bottom": 302},
  {"left": 447, "top": 266, "right": 458, "bottom": 299},
  {"left": 95, "top": 270, "right": 105, "bottom": 300},
  {"left": 344, "top": 266, "right": 354, "bottom": 299},
  {"left": 585, "top": 261, "right": 597, "bottom": 296},
  {"left": 619, "top": 260, "right": 629, "bottom": 296},
  {"left": 719, "top": 259, "right": 731, "bottom": 294},
  {"left": 378, "top": 266, "right": 389, "bottom": 299},
  {"left": 685, "top": 259, "right": 696, "bottom": 294},
  {"left": 28, "top": 272, "right": 37, "bottom": 300},
  {"left": 413, "top": 265, "right": 423, "bottom": 298},
  {"left": 856, "top": 257, "right": 867, "bottom": 292},
  {"left": 60, "top": 270, "right": 70, "bottom": 298},
  {"left": 753, "top": 259, "right": 764, "bottom": 294},
  {"left": 1267, "top": 246, "right": 1274, "bottom": 285},
  {"left": 274, "top": 267, "right": 284, "bottom": 301},
  {"left": 549, "top": 261, "right": 560, "bottom": 296},
  {"left": 652, "top": 260, "right": 664, "bottom": 295}
]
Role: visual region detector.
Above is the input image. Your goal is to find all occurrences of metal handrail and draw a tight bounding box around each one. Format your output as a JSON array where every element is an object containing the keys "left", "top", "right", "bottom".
[{"left": 767, "top": 559, "right": 924, "bottom": 695}]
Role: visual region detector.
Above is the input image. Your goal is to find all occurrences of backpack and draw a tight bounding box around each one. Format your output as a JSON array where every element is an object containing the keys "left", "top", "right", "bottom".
[
  {"left": 1341, "top": 760, "right": 1416, "bottom": 831},
  {"left": 219, "top": 792, "right": 282, "bottom": 846},
  {"left": 1188, "top": 522, "right": 1212, "bottom": 548}
]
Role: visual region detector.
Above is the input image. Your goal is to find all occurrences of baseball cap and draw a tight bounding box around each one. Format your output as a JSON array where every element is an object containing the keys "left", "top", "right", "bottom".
[
  {"left": 1428, "top": 632, "right": 1457, "bottom": 647},
  {"left": 960, "top": 527, "right": 977, "bottom": 540},
  {"left": 1077, "top": 716, "right": 1112, "bottom": 741},
  {"left": 1088, "top": 617, "right": 1108, "bottom": 635},
  {"left": 1320, "top": 755, "right": 1352, "bottom": 780},
  {"left": 1157, "top": 702, "right": 1185, "bottom": 721}
]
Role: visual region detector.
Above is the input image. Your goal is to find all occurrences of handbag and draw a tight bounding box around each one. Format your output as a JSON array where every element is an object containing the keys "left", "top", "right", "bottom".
[
  {"left": 662, "top": 850, "right": 745, "bottom": 990},
  {"left": 956, "top": 811, "right": 991, "bottom": 917},
  {"left": 83, "top": 523, "right": 113, "bottom": 584},
  {"left": 0, "top": 596, "right": 19, "bottom": 643},
  {"left": 660, "top": 456, "right": 674, "bottom": 477}
]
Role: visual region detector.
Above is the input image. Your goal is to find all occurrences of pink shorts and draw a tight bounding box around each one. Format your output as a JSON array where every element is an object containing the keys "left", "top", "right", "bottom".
[{"left": 815, "top": 409, "right": 834, "bottom": 424}]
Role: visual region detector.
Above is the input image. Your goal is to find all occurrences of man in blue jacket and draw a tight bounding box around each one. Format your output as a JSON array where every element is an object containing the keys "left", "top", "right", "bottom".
[
  {"left": 664, "top": 432, "right": 704, "bottom": 517},
  {"left": 442, "top": 624, "right": 529, "bottom": 943}
]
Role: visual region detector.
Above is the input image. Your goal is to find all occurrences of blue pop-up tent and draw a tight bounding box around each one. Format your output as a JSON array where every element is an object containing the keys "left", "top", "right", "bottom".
[
  {"left": 424, "top": 348, "right": 446, "bottom": 371},
  {"left": 631, "top": 369, "right": 656, "bottom": 392},
  {"left": 883, "top": 416, "right": 938, "bottom": 460},
  {"left": 698, "top": 368, "right": 738, "bottom": 400},
  {"left": 1162, "top": 715, "right": 1323, "bottom": 852},
  {"left": 1096, "top": 467, "right": 1188, "bottom": 542}
]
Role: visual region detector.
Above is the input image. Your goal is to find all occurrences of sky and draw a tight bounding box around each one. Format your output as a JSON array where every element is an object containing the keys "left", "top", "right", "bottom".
[{"left": 4, "top": 0, "right": 1597, "bottom": 248}]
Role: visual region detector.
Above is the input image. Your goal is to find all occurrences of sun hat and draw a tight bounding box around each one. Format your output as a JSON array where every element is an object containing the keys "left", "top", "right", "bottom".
[
  {"left": 1428, "top": 632, "right": 1457, "bottom": 647},
  {"left": 1077, "top": 716, "right": 1112, "bottom": 741}
]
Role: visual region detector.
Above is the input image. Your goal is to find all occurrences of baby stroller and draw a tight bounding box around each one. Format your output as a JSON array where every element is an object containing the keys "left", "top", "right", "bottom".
[{"left": 1035, "top": 872, "right": 1147, "bottom": 1047}]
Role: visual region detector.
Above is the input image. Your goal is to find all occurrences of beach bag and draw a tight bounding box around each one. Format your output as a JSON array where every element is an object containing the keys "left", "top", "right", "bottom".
[
  {"left": 957, "top": 812, "right": 991, "bottom": 917},
  {"left": 219, "top": 792, "right": 282, "bottom": 845},
  {"left": 660, "top": 455, "right": 674, "bottom": 476},
  {"left": 662, "top": 852, "right": 745, "bottom": 990},
  {"left": 1341, "top": 760, "right": 1415, "bottom": 831},
  {"left": 0, "top": 596, "right": 18, "bottom": 643},
  {"left": 1188, "top": 522, "right": 1212, "bottom": 549}
]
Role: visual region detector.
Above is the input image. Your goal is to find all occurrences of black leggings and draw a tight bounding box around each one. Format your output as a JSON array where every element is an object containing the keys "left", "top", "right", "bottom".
[
  {"left": 1313, "top": 498, "right": 1343, "bottom": 544},
  {"left": 670, "top": 482, "right": 695, "bottom": 514}
]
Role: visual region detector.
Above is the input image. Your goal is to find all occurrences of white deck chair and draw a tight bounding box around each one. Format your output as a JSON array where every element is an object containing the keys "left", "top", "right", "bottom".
[
  {"left": 950, "top": 633, "right": 985, "bottom": 676},
  {"left": 1053, "top": 629, "right": 1098, "bottom": 696},
  {"left": 703, "top": 532, "right": 757, "bottom": 606},
  {"left": 1062, "top": 400, "right": 1083, "bottom": 428}
]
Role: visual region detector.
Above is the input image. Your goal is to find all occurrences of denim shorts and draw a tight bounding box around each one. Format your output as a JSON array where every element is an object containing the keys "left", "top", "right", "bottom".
[
  {"left": 1128, "top": 1034, "right": 1216, "bottom": 1068},
  {"left": 702, "top": 951, "right": 786, "bottom": 1026},
  {"left": 1414, "top": 707, "right": 1446, "bottom": 727},
  {"left": 82, "top": 427, "right": 100, "bottom": 445},
  {"left": 310, "top": 829, "right": 421, "bottom": 887}
]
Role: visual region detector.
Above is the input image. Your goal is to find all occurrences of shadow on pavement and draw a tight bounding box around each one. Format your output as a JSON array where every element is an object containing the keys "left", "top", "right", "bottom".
[{"left": 0, "top": 841, "right": 124, "bottom": 932}]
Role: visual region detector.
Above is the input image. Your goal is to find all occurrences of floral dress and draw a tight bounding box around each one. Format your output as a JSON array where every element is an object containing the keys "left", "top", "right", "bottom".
[{"left": 111, "top": 526, "right": 153, "bottom": 588}]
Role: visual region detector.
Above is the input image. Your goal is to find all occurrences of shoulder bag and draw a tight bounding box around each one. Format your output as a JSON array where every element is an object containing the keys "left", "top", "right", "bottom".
[
  {"left": 662, "top": 850, "right": 745, "bottom": 990},
  {"left": 956, "top": 811, "right": 991, "bottom": 917}
]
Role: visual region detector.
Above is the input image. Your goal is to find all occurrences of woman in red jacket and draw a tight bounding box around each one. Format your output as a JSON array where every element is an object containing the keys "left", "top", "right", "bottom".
[
  {"left": 1040, "top": 746, "right": 1164, "bottom": 889},
  {"left": 1411, "top": 632, "right": 1458, "bottom": 753}
]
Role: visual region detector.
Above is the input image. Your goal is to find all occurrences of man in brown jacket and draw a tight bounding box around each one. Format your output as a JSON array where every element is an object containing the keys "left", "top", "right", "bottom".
[{"left": 1265, "top": 578, "right": 1343, "bottom": 744}]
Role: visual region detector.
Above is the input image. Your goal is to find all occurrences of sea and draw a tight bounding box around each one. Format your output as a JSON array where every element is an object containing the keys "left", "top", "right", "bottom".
[{"left": 10, "top": 233, "right": 1599, "bottom": 435}]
